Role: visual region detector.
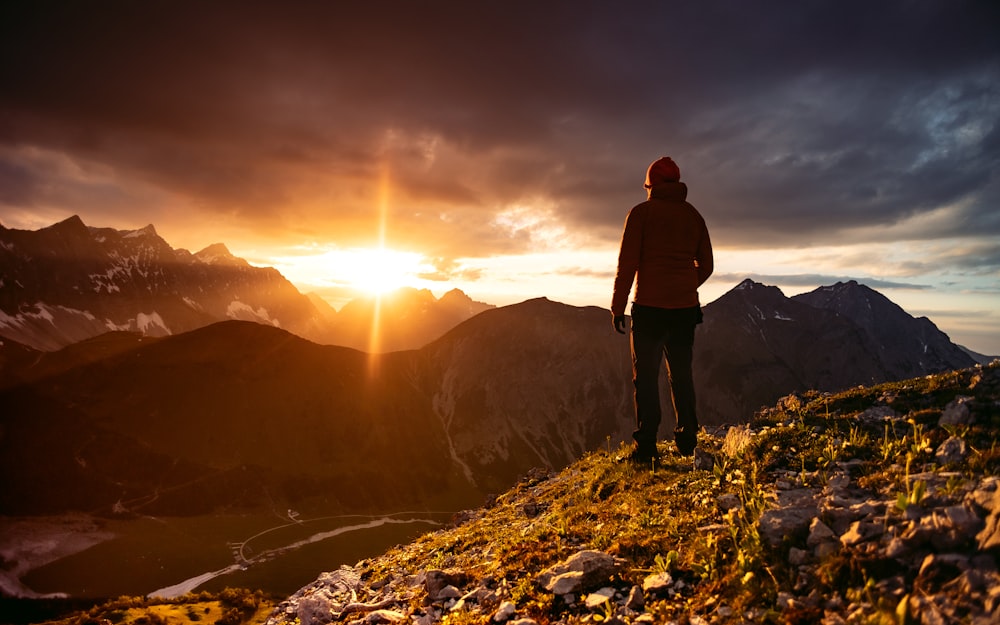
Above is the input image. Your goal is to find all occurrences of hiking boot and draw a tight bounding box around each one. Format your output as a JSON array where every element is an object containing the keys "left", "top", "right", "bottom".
[
  {"left": 674, "top": 428, "right": 698, "bottom": 457},
  {"left": 615, "top": 446, "right": 660, "bottom": 467}
]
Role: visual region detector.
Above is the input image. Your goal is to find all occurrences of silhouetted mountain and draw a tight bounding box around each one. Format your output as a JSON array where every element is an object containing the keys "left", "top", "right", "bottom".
[
  {"left": 329, "top": 287, "right": 494, "bottom": 352},
  {"left": 792, "top": 280, "right": 977, "bottom": 377},
  {"left": 0, "top": 280, "right": 977, "bottom": 518},
  {"left": 0, "top": 216, "right": 491, "bottom": 352},
  {"left": 694, "top": 279, "right": 976, "bottom": 423}
]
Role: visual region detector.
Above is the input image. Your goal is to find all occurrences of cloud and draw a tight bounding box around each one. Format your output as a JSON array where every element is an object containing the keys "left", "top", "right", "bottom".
[{"left": 1, "top": 0, "right": 998, "bottom": 275}]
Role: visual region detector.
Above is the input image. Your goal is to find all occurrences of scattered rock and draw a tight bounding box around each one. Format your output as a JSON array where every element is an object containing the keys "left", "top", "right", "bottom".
[
  {"left": 625, "top": 585, "right": 644, "bottom": 611},
  {"left": 859, "top": 406, "right": 897, "bottom": 422},
  {"left": 840, "top": 520, "right": 884, "bottom": 546},
  {"left": 807, "top": 518, "right": 836, "bottom": 547},
  {"left": 936, "top": 436, "right": 968, "bottom": 464},
  {"left": 584, "top": 587, "right": 615, "bottom": 610},
  {"left": 538, "top": 550, "right": 621, "bottom": 595},
  {"left": 788, "top": 547, "right": 809, "bottom": 566},
  {"left": 492, "top": 601, "right": 515, "bottom": 622},
  {"left": 939, "top": 396, "right": 975, "bottom": 426},
  {"left": 641, "top": 572, "right": 673, "bottom": 596},
  {"left": 978, "top": 489, "right": 1000, "bottom": 550},
  {"left": 758, "top": 489, "right": 819, "bottom": 548},
  {"left": 423, "top": 569, "right": 469, "bottom": 602},
  {"left": 694, "top": 447, "right": 715, "bottom": 471},
  {"left": 717, "top": 493, "right": 741, "bottom": 511}
]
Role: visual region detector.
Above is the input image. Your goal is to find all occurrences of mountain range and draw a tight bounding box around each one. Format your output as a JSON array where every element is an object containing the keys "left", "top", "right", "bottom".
[
  {"left": 0, "top": 216, "right": 983, "bottom": 519},
  {"left": 0, "top": 215, "right": 492, "bottom": 352}
]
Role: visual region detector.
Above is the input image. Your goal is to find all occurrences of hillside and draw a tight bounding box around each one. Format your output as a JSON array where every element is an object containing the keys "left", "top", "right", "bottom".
[
  {"left": 271, "top": 361, "right": 1000, "bottom": 624},
  {"left": 260, "top": 361, "right": 1000, "bottom": 625},
  {"left": 23, "top": 360, "right": 999, "bottom": 625}
]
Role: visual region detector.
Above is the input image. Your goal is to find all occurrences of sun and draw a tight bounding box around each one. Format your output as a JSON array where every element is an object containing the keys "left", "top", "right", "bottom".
[{"left": 348, "top": 247, "right": 423, "bottom": 295}]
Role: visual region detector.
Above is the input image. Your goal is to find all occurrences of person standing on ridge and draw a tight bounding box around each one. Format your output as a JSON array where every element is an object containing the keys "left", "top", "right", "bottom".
[{"left": 611, "top": 156, "right": 713, "bottom": 464}]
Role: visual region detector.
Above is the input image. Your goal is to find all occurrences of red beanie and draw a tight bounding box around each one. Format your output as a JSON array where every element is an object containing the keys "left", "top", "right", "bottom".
[{"left": 644, "top": 157, "right": 681, "bottom": 188}]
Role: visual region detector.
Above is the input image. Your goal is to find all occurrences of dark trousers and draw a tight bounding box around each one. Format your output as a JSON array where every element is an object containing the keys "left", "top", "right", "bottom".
[{"left": 629, "top": 303, "right": 702, "bottom": 454}]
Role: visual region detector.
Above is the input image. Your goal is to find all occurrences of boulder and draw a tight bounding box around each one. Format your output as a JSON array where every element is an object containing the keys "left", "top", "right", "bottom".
[{"left": 538, "top": 550, "right": 621, "bottom": 595}]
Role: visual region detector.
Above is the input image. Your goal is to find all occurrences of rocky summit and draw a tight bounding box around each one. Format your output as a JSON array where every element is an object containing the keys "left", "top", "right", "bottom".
[{"left": 262, "top": 362, "right": 1000, "bottom": 625}]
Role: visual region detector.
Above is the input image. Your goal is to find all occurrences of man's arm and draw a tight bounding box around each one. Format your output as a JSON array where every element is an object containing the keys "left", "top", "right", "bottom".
[
  {"left": 611, "top": 209, "right": 641, "bottom": 317},
  {"left": 696, "top": 222, "right": 714, "bottom": 287}
]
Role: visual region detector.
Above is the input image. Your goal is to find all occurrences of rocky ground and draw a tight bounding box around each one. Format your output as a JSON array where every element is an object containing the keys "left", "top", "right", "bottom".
[{"left": 265, "top": 363, "right": 1000, "bottom": 625}]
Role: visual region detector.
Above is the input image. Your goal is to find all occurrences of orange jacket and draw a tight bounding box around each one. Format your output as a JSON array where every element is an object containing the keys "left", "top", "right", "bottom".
[{"left": 611, "top": 182, "right": 713, "bottom": 316}]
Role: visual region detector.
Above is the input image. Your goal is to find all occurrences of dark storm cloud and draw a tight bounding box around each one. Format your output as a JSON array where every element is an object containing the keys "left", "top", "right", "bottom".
[{"left": 1, "top": 1, "right": 998, "bottom": 258}]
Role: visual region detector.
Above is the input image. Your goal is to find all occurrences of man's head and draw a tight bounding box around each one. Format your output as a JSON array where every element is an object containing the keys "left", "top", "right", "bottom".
[{"left": 644, "top": 157, "right": 681, "bottom": 189}]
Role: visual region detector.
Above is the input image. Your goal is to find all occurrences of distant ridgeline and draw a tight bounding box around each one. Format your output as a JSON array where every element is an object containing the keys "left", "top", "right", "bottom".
[
  {"left": 0, "top": 223, "right": 984, "bottom": 519},
  {"left": 0, "top": 215, "right": 493, "bottom": 352}
]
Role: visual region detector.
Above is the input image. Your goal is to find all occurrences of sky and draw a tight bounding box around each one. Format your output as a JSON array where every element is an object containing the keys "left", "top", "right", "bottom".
[{"left": 1, "top": 1, "right": 999, "bottom": 354}]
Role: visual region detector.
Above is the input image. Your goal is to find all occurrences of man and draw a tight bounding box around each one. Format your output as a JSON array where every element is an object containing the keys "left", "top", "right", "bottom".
[{"left": 611, "top": 156, "right": 713, "bottom": 464}]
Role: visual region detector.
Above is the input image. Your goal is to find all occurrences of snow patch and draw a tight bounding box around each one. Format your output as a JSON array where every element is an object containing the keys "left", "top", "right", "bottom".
[
  {"left": 136, "top": 312, "right": 169, "bottom": 334},
  {"left": 122, "top": 224, "right": 157, "bottom": 239},
  {"left": 0, "top": 302, "right": 72, "bottom": 328},
  {"left": 226, "top": 301, "right": 280, "bottom": 326}
]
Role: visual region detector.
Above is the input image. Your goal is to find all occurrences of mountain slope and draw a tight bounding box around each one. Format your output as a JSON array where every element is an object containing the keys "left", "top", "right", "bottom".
[
  {"left": 694, "top": 279, "right": 976, "bottom": 424},
  {"left": 261, "top": 362, "right": 1000, "bottom": 625},
  {"left": 792, "top": 280, "right": 976, "bottom": 377},
  {"left": 0, "top": 216, "right": 492, "bottom": 353},
  {"left": 14, "top": 362, "right": 1000, "bottom": 623},
  {"left": 0, "top": 281, "right": 980, "bottom": 517},
  {"left": 414, "top": 298, "right": 635, "bottom": 493},
  {"left": 0, "top": 216, "right": 328, "bottom": 349}
]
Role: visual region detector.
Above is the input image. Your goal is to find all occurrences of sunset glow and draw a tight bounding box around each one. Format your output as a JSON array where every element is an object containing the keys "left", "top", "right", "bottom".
[
  {"left": 1, "top": 3, "right": 997, "bottom": 354},
  {"left": 347, "top": 247, "right": 425, "bottom": 295}
]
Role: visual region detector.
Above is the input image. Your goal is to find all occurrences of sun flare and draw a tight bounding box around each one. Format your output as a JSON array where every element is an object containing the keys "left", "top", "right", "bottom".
[{"left": 346, "top": 247, "right": 423, "bottom": 295}]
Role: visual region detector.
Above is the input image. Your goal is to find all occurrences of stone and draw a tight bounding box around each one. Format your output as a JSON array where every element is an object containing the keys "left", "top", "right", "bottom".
[
  {"left": 296, "top": 592, "right": 336, "bottom": 625},
  {"left": 493, "top": 601, "right": 516, "bottom": 622},
  {"left": 694, "top": 447, "right": 715, "bottom": 471},
  {"left": 718, "top": 493, "right": 742, "bottom": 511},
  {"left": 977, "top": 489, "right": 1000, "bottom": 550},
  {"left": 814, "top": 541, "right": 841, "bottom": 559},
  {"left": 788, "top": 547, "right": 810, "bottom": 566},
  {"left": 538, "top": 550, "right": 621, "bottom": 594},
  {"left": 885, "top": 536, "right": 908, "bottom": 559},
  {"left": 807, "top": 518, "right": 836, "bottom": 547},
  {"left": 916, "top": 553, "right": 970, "bottom": 591},
  {"left": 547, "top": 571, "right": 583, "bottom": 595},
  {"left": 860, "top": 406, "right": 897, "bottom": 422},
  {"left": 424, "top": 569, "right": 469, "bottom": 601},
  {"left": 625, "top": 585, "right": 644, "bottom": 611},
  {"left": 584, "top": 587, "right": 615, "bottom": 610},
  {"left": 840, "top": 520, "right": 883, "bottom": 546},
  {"left": 365, "top": 610, "right": 406, "bottom": 624},
  {"left": 939, "top": 396, "right": 975, "bottom": 426},
  {"left": 642, "top": 572, "right": 673, "bottom": 596},
  {"left": 759, "top": 504, "right": 818, "bottom": 548},
  {"left": 936, "top": 436, "right": 968, "bottom": 465}
]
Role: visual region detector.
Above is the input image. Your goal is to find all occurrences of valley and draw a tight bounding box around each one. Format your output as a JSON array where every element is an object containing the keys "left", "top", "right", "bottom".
[{"left": 6, "top": 508, "right": 456, "bottom": 600}]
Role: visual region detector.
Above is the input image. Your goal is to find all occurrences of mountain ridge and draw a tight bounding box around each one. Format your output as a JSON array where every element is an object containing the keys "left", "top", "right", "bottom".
[
  {"left": 0, "top": 278, "right": 978, "bottom": 519},
  {"left": 0, "top": 216, "right": 492, "bottom": 352}
]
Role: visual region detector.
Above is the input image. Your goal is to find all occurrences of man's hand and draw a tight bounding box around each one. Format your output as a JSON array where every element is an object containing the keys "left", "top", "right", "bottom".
[{"left": 613, "top": 315, "right": 627, "bottom": 334}]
